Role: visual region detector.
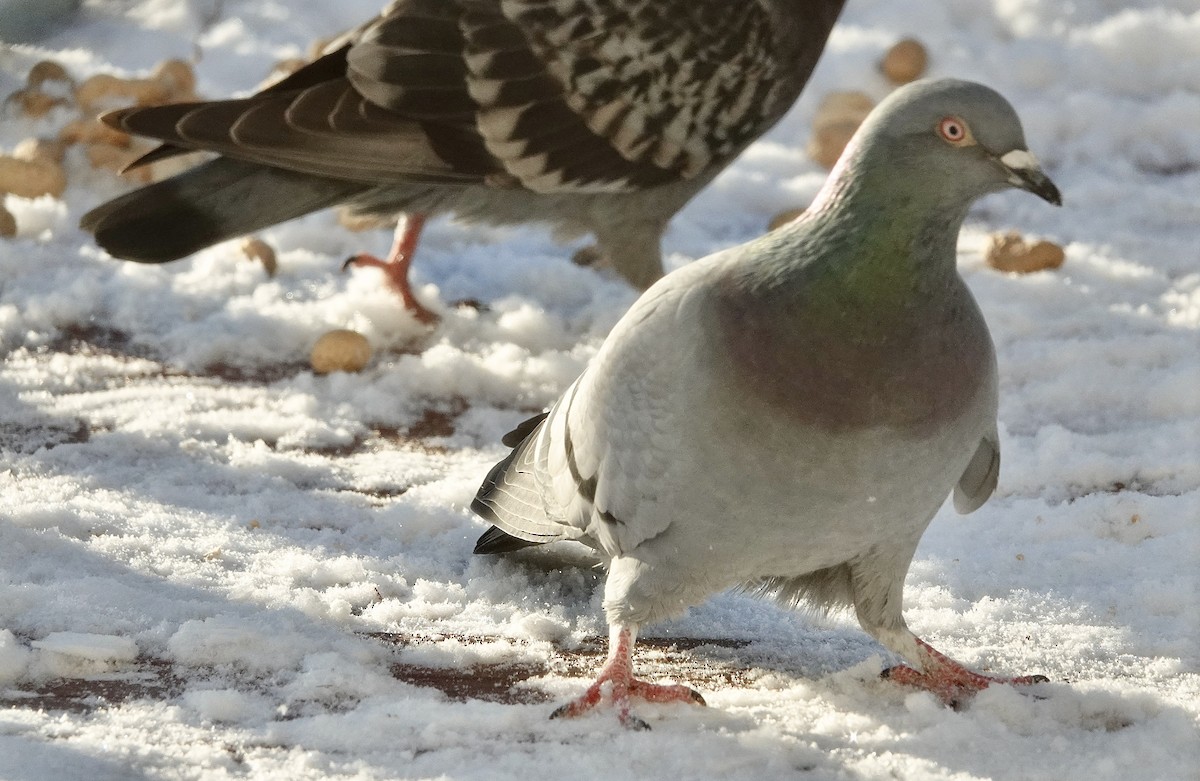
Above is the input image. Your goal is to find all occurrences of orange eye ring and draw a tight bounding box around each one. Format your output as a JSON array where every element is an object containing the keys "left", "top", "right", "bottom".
[{"left": 937, "top": 116, "right": 972, "bottom": 145}]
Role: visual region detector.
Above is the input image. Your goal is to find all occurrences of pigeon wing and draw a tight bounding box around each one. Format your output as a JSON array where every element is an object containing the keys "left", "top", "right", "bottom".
[
  {"left": 473, "top": 263, "right": 713, "bottom": 556},
  {"left": 953, "top": 427, "right": 1000, "bottom": 514},
  {"left": 108, "top": 1, "right": 787, "bottom": 193}
]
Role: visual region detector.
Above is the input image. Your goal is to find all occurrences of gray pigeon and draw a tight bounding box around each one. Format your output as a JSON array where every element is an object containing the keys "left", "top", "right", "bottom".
[
  {"left": 473, "top": 78, "right": 1061, "bottom": 728},
  {"left": 80, "top": 0, "right": 846, "bottom": 322}
]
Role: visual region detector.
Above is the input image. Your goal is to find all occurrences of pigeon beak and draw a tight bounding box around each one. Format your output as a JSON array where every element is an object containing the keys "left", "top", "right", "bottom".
[{"left": 998, "top": 149, "right": 1062, "bottom": 206}]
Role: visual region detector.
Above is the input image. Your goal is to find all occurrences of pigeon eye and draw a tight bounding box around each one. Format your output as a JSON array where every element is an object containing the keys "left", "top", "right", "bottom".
[{"left": 937, "top": 116, "right": 970, "bottom": 145}]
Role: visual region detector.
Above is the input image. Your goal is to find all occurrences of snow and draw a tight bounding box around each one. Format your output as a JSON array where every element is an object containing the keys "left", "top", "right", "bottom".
[
  {"left": 1, "top": 0, "right": 1198, "bottom": 779},
  {"left": 29, "top": 632, "right": 138, "bottom": 662}
]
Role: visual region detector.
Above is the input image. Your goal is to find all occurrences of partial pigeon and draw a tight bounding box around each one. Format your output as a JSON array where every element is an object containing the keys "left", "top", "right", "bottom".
[
  {"left": 473, "top": 78, "right": 1061, "bottom": 728},
  {"left": 80, "top": 0, "right": 847, "bottom": 323}
]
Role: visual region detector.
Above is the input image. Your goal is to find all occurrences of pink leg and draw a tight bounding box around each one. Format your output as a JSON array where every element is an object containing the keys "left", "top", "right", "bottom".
[
  {"left": 551, "top": 625, "right": 705, "bottom": 730},
  {"left": 882, "top": 637, "right": 1048, "bottom": 706},
  {"left": 343, "top": 213, "right": 438, "bottom": 324}
]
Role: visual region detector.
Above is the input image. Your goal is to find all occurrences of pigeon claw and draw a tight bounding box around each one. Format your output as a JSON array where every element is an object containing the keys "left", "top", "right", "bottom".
[
  {"left": 550, "top": 626, "right": 705, "bottom": 728},
  {"left": 342, "top": 252, "right": 440, "bottom": 325},
  {"left": 882, "top": 664, "right": 1048, "bottom": 708},
  {"left": 549, "top": 678, "right": 705, "bottom": 730},
  {"left": 621, "top": 713, "right": 652, "bottom": 731},
  {"left": 880, "top": 638, "right": 1048, "bottom": 707},
  {"left": 881, "top": 638, "right": 1049, "bottom": 707}
]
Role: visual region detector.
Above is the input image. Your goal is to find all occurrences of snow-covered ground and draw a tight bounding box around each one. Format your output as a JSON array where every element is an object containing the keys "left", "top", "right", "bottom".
[{"left": 2, "top": 1, "right": 1198, "bottom": 779}]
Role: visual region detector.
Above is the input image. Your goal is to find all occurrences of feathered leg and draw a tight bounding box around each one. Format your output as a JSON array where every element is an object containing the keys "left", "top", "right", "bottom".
[
  {"left": 550, "top": 624, "right": 705, "bottom": 730},
  {"left": 584, "top": 218, "right": 668, "bottom": 291},
  {"left": 851, "top": 551, "right": 1047, "bottom": 707},
  {"left": 343, "top": 213, "right": 437, "bottom": 324}
]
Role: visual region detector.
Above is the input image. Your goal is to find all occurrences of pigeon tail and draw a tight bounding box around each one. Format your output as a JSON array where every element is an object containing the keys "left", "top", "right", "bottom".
[
  {"left": 472, "top": 410, "right": 563, "bottom": 554},
  {"left": 81, "top": 158, "right": 368, "bottom": 263},
  {"left": 470, "top": 404, "right": 575, "bottom": 550}
]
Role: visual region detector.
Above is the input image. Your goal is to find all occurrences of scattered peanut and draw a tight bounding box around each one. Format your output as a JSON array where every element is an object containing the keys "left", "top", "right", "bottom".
[
  {"left": 338, "top": 209, "right": 393, "bottom": 233},
  {"left": 84, "top": 142, "right": 155, "bottom": 183},
  {"left": 0, "top": 56, "right": 206, "bottom": 201},
  {"left": 0, "top": 205, "right": 16, "bottom": 238},
  {"left": 27, "top": 60, "right": 73, "bottom": 89},
  {"left": 85, "top": 141, "right": 129, "bottom": 170},
  {"left": 74, "top": 74, "right": 124, "bottom": 112},
  {"left": 881, "top": 38, "right": 928, "bottom": 85},
  {"left": 768, "top": 207, "right": 805, "bottom": 232},
  {"left": 13, "top": 137, "right": 68, "bottom": 164},
  {"left": 75, "top": 73, "right": 172, "bottom": 113},
  {"left": 812, "top": 91, "right": 874, "bottom": 131},
  {"left": 152, "top": 59, "right": 197, "bottom": 100},
  {"left": 6, "top": 88, "right": 69, "bottom": 118},
  {"left": 240, "top": 237, "right": 278, "bottom": 277},
  {"left": 808, "top": 91, "right": 874, "bottom": 169},
  {"left": 310, "top": 329, "right": 373, "bottom": 375},
  {"left": 0, "top": 156, "right": 68, "bottom": 199},
  {"left": 985, "top": 232, "right": 1066, "bottom": 273},
  {"left": 59, "top": 118, "right": 131, "bottom": 147},
  {"left": 7, "top": 61, "right": 75, "bottom": 118}
]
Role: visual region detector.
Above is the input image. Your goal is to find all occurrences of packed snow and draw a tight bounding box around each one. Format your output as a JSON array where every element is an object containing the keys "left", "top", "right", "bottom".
[{"left": 1, "top": 1, "right": 1198, "bottom": 779}]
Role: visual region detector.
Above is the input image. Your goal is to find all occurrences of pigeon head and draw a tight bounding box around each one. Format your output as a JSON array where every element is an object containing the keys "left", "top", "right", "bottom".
[{"left": 820, "top": 79, "right": 1062, "bottom": 214}]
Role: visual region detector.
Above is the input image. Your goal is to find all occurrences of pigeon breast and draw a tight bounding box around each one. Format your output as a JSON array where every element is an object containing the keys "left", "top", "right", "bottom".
[{"left": 711, "top": 277, "right": 997, "bottom": 437}]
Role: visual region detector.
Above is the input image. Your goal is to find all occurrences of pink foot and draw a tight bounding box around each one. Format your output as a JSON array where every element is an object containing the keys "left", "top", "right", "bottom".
[
  {"left": 342, "top": 213, "right": 438, "bottom": 325},
  {"left": 882, "top": 638, "right": 1048, "bottom": 706},
  {"left": 551, "top": 627, "right": 705, "bottom": 730}
]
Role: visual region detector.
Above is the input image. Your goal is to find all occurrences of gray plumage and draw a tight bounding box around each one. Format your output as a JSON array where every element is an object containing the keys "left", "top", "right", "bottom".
[
  {"left": 473, "top": 78, "right": 1061, "bottom": 719},
  {"left": 80, "top": 0, "right": 845, "bottom": 290}
]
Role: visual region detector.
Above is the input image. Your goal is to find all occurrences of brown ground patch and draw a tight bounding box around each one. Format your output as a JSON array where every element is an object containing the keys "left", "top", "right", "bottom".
[
  {"left": 0, "top": 417, "right": 93, "bottom": 454},
  {"left": 370, "top": 632, "right": 755, "bottom": 706},
  {"left": 0, "top": 658, "right": 183, "bottom": 714},
  {"left": 13, "top": 325, "right": 477, "bottom": 462},
  {"left": 0, "top": 634, "right": 756, "bottom": 715}
]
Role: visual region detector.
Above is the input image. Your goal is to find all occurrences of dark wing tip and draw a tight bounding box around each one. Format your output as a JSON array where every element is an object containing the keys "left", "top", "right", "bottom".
[
  {"left": 472, "top": 524, "right": 541, "bottom": 555},
  {"left": 501, "top": 411, "right": 548, "bottom": 448},
  {"left": 470, "top": 409, "right": 557, "bottom": 555}
]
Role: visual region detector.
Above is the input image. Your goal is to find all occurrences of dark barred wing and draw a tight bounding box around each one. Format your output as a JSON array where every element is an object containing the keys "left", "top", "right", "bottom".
[
  {"left": 349, "top": 0, "right": 786, "bottom": 192},
  {"left": 103, "top": 1, "right": 787, "bottom": 194}
]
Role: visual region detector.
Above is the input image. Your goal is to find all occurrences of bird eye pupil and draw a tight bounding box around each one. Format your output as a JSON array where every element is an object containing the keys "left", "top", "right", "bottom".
[{"left": 939, "top": 118, "right": 966, "bottom": 142}]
